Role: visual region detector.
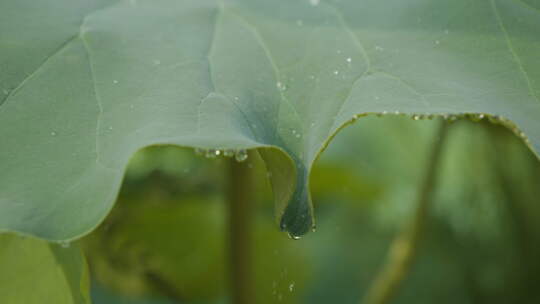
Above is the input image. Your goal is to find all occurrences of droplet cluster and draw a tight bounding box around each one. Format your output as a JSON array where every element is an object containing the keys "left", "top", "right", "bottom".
[
  {"left": 195, "top": 148, "right": 248, "bottom": 162},
  {"left": 348, "top": 111, "right": 531, "bottom": 147}
]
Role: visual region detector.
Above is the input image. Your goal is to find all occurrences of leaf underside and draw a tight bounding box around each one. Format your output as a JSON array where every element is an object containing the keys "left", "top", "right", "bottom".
[{"left": 0, "top": 0, "right": 539, "bottom": 240}]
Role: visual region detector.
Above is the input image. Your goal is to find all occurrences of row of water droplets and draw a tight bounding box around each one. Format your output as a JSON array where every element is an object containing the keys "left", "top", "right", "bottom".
[
  {"left": 349, "top": 111, "right": 531, "bottom": 145},
  {"left": 195, "top": 147, "right": 248, "bottom": 162}
]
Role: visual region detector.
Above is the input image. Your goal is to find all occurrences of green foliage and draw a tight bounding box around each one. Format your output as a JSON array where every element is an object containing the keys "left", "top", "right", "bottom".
[
  {"left": 0, "top": 234, "right": 90, "bottom": 304},
  {"left": 1, "top": 1, "right": 540, "bottom": 303},
  {"left": 84, "top": 117, "right": 540, "bottom": 304},
  {"left": 1, "top": 0, "right": 539, "bottom": 242}
]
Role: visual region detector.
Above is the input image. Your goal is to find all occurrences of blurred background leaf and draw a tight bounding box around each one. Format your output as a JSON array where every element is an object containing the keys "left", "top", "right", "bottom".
[
  {"left": 80, "top": 115, "right": 540, "bottom": 304},
  {"left": 0, "top": 234, "right": 90, "bottom": 304}
]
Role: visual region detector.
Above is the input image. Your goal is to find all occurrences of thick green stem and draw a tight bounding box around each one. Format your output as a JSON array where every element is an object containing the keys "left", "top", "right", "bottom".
[
  {"left": 363, "top": 120, "right": 450, "bottom": 304},
  {"left": 227, "top": 152, "right": 254, "bottom": 304}
]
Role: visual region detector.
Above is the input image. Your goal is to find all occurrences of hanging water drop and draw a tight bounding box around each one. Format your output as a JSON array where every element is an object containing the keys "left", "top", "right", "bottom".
[
  {"left": 447, "top": 115, "right": 458, "bottom": 123},
  {"left": 235, "top": 149, "right": 248, "bottom": 162},
  {"left": 195, "top": 148, "right": 205, "bottom": 156},
  {"left": 289, "top": 282, "right": 295, "bottom": 292},
  {"left": 288, "top": 232, "right": 301, "bottom": 240},
  {"left": 205, "top": 149, "right": 218, "bottom": 158}
]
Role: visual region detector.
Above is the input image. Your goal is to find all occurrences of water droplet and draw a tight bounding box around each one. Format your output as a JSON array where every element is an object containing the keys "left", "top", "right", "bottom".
[
  {"left": 346, "top": 57, "right": 352, "bottom": 63},
  {"left": 382, "top": 110, "right": 388, "bottom": 115},
  {"left": 205, "top": 149, "right": 218, "bottom": 158},
  {"left": 469, "top": 113, "right": 485, "bottom": 122},
  {"left": 289, "top": 282, "right": 295, "bottom": 292},
  {"left": 309, "top": 0, "right": 320, "bottom": 6},
  {"left": 333, "top": 70, "right": 339, "bottom": 75},
  {"left": 295, "top": 133, "right": 301, "bottom": 138},
  {"left": 113, "top": 80, "right": 119, "bottom": 84},
  {"left": 276, "top": 81, "right": 287, "bottom": 91},
  {"left": 446, "top": 115, "right": 458, "bottom": 123},
  {"left": 288, "top": 233, "right": 301, "bottom": 240},
  {"left": 394, "top": 110, "right": 400, "bottom": 115},
  {"left": 59, "top": 241, "right": 70, "bottom": 248},
  {"left": 488, "top": 115, "right": 501, "bottom": 124},
  {"left": 108, "top": 126, "right": 113, "bottom": 130},
  {"left": 412, "top": 115, "right": 421, "bottom": 120},
  {"left": 234, "top": 96, "right": 239, "bottom": 101},
  {"left": 296, "top": 19, "right": 303, "bottom": 26},
  {"left": 375, "top": 45, "right": 384, "bottom": 51},
  {"left": 51, "top": 131, "right": 57, "bottom": 136},
  {"left": 195, "top": 148, "right": 205, "bottom": 156},
  {"left": 235, "top": 149, "right": 248, "bottom": 162},
  {"left": 352, "top": 114, "right": 359, "bottom": 120}
]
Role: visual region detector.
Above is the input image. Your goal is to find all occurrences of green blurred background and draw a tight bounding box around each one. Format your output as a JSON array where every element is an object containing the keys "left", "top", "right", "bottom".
[{"left": 82, "top": 116, "right": 540, "bottom": 304}]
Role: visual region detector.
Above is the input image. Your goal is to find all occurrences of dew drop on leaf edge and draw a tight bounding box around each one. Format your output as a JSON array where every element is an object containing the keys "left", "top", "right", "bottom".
[{"left": 235, "top": 149, "right": 248, "bottom": 162}]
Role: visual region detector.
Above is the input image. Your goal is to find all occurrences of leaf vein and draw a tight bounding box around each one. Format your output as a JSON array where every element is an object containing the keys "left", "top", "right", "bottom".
[{"left": 491, "top": 0, "right": 539, "bottom": 103}]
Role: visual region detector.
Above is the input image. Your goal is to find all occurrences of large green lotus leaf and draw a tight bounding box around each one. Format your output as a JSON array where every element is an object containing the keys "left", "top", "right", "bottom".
[
  {"left": 0, "top": 0, "right": 539, "bottom": 240},
  {"left": 0, "top": 234, "right": 90, "bottom": 304}
]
